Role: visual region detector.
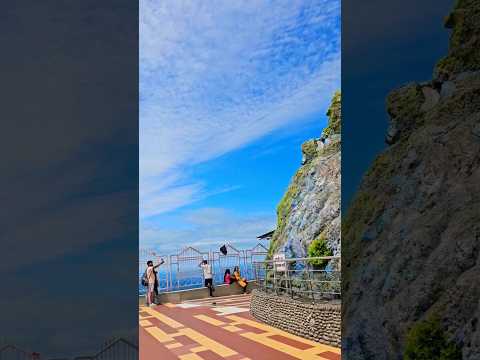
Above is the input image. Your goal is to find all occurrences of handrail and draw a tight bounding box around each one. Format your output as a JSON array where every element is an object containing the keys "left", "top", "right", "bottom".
[
  {"left": 255, "top": 256, "right": 339, "bottom": 263},
  {"left": 139, "top": 244, "right": 269, "bottom": 293},
  {"left": 252, "top": 256, "right": 341, "bottom": 303},
  {"left": 1, "top": 338, "right": 139, "bottom": 360}
]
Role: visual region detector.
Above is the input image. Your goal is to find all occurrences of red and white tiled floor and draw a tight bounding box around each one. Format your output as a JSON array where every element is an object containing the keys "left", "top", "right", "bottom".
[{"left": 140, "top": 294, "right": 340, "bottom": 360}]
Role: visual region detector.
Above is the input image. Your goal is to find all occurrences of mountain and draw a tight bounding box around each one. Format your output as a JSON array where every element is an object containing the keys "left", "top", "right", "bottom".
[
  {"left": 268, "top": 91, "right": 341, "bottom": 260},
  {"left": 343, "top": 0, "right": 480, "bottom": 358}
]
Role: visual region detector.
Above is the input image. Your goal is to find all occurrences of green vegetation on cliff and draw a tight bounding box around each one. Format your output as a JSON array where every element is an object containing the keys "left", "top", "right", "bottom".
[
  {"left": 434, "top": 0, "right": 480, "bottom": 79},
  {"left": 307, "top": 233, "right": 333, "bottom": 268},
  {"left": 321, "top": 90, "right": 341, "bottom": 138},
  {"left": 268, "top": 161, "right": 313, "bottom": 257},
  {"left": 301, "top": 140, "right": 318, "bottom": 161},
  {"left": 268, "top": 90, "right": 341, "bottom": 258},
  {"left": 404, "top": 316, "right": 461, "bottom": 360},
  {"left": 343, "top": 1, "right": 480, "bottom": 357}
]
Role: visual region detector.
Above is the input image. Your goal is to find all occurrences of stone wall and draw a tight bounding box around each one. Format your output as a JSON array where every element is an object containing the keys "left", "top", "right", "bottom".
[{"left": 250, "top": 289, "right": 341, "bottom": 347}]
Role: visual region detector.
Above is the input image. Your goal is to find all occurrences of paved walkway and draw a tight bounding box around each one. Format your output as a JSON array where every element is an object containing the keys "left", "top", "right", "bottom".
[{"left": 140, "top": 294, "right": 340, "bottom": 360}]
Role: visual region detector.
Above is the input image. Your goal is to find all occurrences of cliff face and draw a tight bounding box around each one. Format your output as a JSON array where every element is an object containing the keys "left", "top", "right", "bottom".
[
  {"left": 269, "top": 92, "right": 341, "bottom": 259},
  {"left": 343, "top": 1, "right": 480, "bottom": 359}
]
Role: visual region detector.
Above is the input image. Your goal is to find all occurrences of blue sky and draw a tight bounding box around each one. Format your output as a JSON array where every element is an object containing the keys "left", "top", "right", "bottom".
[
  {"left": 342, "top": 0, "right": 452, "bottom": 209},
  {"left": 140, "top": 0, "right": 340, "bottom": 254}
]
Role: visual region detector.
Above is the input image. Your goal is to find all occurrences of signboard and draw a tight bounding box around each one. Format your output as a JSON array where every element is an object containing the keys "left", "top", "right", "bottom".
[{"left": 273, "top": 253, "right": 286, "bottom": 272}]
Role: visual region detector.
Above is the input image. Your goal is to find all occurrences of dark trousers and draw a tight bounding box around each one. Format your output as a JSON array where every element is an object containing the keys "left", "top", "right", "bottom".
[
  {"left": 204, "top": 278, "right": 213, "bottom": 296},
  {"left": 154, "top": 273, "right": 159, "bottom": 295}
]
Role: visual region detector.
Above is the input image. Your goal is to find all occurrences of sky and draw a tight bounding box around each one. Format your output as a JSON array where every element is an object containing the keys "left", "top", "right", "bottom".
[
  {"left": 0, "top": 0, "right": 455, "bottom": 355},
  {"left": 140, "top": 0, "right": 341, "bottom": 254},
  {"left": 1, "top": 1, "right": 139, "bottom": 355},
  {"left": 342, "top": 0, "right": 453, "bottom": 209}
]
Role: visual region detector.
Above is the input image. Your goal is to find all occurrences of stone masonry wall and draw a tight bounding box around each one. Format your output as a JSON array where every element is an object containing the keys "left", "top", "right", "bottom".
[{"left": 250, "top": 289, "right": 341, "bottom": 347}]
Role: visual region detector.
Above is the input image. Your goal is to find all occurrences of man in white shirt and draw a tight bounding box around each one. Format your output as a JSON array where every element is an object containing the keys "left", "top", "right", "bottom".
[{"left": 199, "top": 260, "right": 214, "bottom": 297}]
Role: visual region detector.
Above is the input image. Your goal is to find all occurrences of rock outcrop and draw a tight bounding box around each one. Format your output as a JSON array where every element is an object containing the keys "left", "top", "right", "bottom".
[
  {"left": 343, "top": 1, "right": 480, "bottom": 359},
  {"left": 269, "top": 91, "right": 341, "bottom": 259}
]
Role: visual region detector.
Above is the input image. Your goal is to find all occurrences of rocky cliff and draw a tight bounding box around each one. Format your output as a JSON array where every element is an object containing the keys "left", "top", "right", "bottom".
[
  {"left": 343, "top": 1, "right": 480, "bottom": 359},
  {"left": 269, "top": 91, "right": 341, "bottom": 259}
]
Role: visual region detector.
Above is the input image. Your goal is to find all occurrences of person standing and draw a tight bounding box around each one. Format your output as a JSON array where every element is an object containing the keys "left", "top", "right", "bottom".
[
  {"left": 199, "top": 260, "right": 214, "bottom": 297},
  {"left": 145, "top": 261, "right": 156, "bottom": 307},
  {"left": 144, "top": 259, "right": 164, "bottom": 306}
]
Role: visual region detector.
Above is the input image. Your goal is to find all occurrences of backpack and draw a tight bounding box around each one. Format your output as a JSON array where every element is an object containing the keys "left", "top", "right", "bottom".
[{"left": 141, "top": 269, "right": 148, "bottom": 286}]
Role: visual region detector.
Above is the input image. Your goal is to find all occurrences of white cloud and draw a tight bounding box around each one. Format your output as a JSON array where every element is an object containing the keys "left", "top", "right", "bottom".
[
  {"left": 184, "top": 207, "right": 232, "bottom": 226},
  {"left": 141, "top": 180, "right": 203, "bottom": 217},
  {"left": 139, "top": 0, "right": 340, "bottom": 219},
  {"left": 140, "top": 207, "right": 275, "bottom": 254}
]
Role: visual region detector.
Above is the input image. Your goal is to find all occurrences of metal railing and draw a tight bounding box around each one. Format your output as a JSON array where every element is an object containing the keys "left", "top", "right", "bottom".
[
  {"left": 83, "top": 338, "right": 138, "bottom": 360},
  {"left": 253, "top": 256, "right": 341, "bottom": 303},
  {"left": 0, "top": 338, "right": 138, "bottom": 360},
  {"left": 0, "top": 344, "right": 37, "bottom": 360},
  {"left": 139, "top": 243, "right": 269, "bottom": 294}
]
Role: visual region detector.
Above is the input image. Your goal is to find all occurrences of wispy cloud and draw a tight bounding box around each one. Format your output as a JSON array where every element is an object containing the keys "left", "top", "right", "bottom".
[
  {"left": 140, "top": 0, "right": 340, "bottom": 219},
  {"left": 140, "top": 207, "right": 275, "bottom": 253},
  {"left": 140, "top": 170, "right": 242, "bottom": 218}
]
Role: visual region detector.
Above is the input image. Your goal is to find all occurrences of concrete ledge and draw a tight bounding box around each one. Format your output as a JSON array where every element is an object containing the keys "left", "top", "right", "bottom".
[
  {"left": 139, "top": 281, "right": 257, "bottom": 305},
  {"left": 250, "top": 289, "right": 341, "bottom": 347}
]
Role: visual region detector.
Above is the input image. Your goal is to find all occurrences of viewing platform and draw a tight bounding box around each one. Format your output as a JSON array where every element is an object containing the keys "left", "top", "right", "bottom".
[
  {"left": 139, "top": 248, "right": 341, "bottom": 359},
  {"left": 139, "top": 293, "right": 340, "bottom": 360}
]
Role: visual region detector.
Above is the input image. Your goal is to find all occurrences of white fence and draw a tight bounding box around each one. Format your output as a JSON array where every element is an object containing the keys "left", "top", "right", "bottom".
[{"left": 139, "top": 243, "right": 269, "bottom": 294}]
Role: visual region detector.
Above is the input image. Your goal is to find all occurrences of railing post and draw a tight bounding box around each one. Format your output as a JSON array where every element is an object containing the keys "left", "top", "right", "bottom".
[
  {"left": 273, "top": 260, "right": 277, "bottom": 295},
  {"left": 264, "top": 263, "right": 268, "bottom": 292},
  {"left": 308, "top": 265, "right": 315, "bottom": 304},
  {"left": 168, "top": 258, "right": 172, "bottom": 291},
  {"left": 285, "top": 259, "right": 292, "bottom": 299},
  {"left": 176, "top": 262, "right": 180, "bottom": 289}
]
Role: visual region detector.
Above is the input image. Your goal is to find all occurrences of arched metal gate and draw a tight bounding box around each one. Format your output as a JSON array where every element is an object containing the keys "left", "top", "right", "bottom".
[{"left": 139, "top": 242, "right": 269, "bottom": 293}]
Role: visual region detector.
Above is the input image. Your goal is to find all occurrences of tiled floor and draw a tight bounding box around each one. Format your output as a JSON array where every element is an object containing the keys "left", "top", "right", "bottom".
[{"left": 140, "top": 294, "right": 340, "bottom": 360}]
